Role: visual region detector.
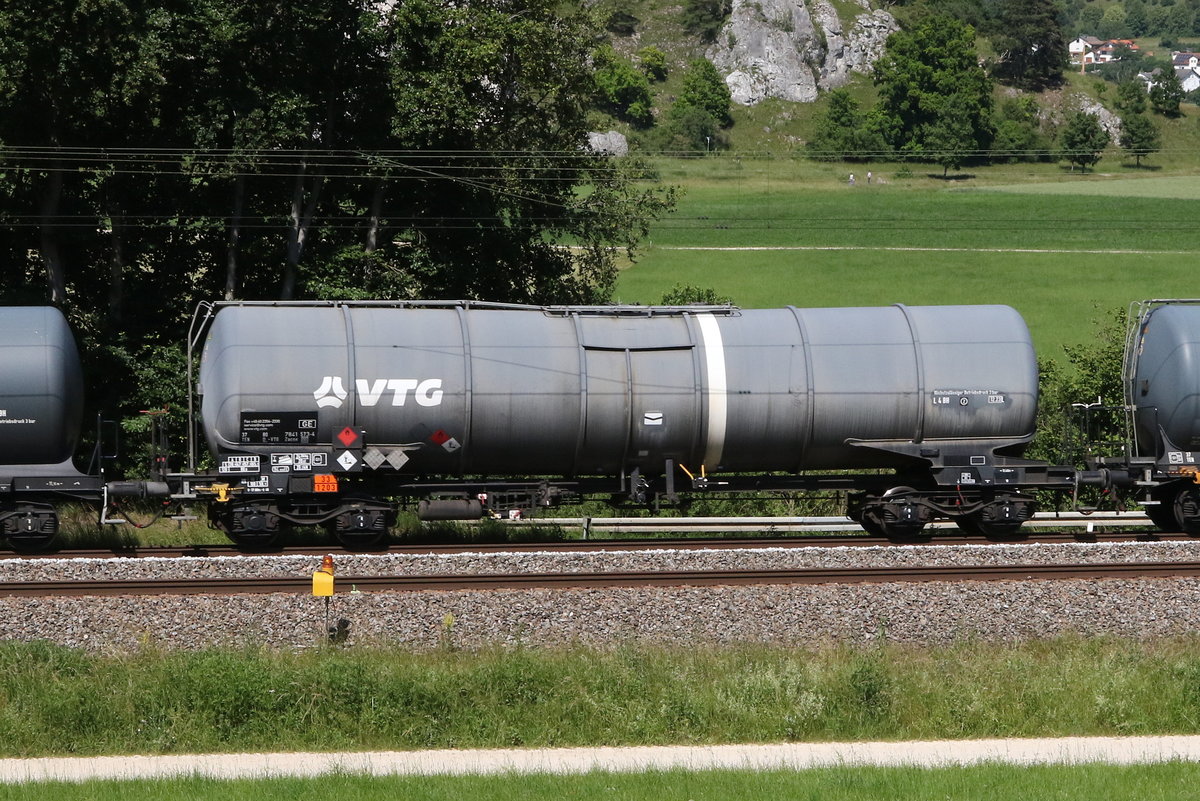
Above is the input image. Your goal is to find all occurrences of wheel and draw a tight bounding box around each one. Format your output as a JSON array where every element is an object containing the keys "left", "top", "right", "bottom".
[
  {"left": 328, "top": 511, "right": 389, "bottom": 549},
  {"left": 953, "top": 511, "right": 1026, "bottom": 540},
  {"left": 1144, "top": 502, "right": 1181, "bottom": 532},
  {"left": 1173, "top": 486, "right": 1200, "bottom": 535},
  {"left": 1144, "top": 487, "right": 1183, "bottom": 532},
  {"left": 2, "top": 505, "right": 59, "bottom": 552},
  {"left": 209, "top": 504, "right": 282, "bottom": 548}
]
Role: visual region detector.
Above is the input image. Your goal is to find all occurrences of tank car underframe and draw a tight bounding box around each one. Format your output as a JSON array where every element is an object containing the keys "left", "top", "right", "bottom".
[{"left": 0, "top": 475, "right": 108, "bottom": 549}]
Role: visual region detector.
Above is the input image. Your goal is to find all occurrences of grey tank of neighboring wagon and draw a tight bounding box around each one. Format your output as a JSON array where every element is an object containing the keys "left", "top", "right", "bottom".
[
  {"left": 0, "top": 306, "right": 84, "bottom": 474},
  {"left": 1127, "top": 301, "right": 1200, "bottom": 532},
  {"left": 197, "top": 303, "right": 1040, "bottom": 478}
]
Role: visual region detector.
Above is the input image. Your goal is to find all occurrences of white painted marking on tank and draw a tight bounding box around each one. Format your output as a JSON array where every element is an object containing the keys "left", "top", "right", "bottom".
[{"left": 697, "top": 313, "right": 727, "bottom": 469}]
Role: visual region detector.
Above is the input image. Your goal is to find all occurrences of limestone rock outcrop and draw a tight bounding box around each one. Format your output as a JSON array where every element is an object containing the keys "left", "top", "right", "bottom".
[{"left": 707, "top": 0, "right": 898, "bottom": 106}]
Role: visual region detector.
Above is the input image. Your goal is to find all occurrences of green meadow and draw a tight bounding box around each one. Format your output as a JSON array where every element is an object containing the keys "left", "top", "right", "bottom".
[
  {"left": 616, "top": 163, "right": 1200, "bottom": 357},
  {"left": 7, "top": 763, "right": 1200, "bottom": 801}
]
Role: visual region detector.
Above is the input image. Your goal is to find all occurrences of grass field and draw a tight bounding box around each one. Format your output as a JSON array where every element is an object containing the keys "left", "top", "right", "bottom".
[
  {"left": 6, "top": 763, "right": 1200, "bottom": 800},
  {"left": 616, "top": 165, "right": 1200, "bottom": 356},
  {"left": 6, "top": 637, "right": 1200, "bottom": 758}
]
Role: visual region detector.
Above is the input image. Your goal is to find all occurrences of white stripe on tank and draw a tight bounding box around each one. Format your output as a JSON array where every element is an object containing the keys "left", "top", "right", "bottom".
[{"left": 696, "top": 313, "right": 727, "bottom": 469}]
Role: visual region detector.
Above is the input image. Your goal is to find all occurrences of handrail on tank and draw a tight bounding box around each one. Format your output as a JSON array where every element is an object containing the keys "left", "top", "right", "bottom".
[
  {"left": 194, "top": 298, "right": 740, "bottom": 315},
  {"left": 185, "top": 301, "right": 220, "bottom": 473},
  {"left": 1121, "top": 299, "right": 1200, "bottom": 459}
]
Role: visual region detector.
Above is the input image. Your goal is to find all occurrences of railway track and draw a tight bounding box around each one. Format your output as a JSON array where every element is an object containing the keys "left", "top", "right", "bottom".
[
  {"left": 3, "top": 514, "right": 1174, "bottom": 561},
  {"left": 8, "top": 560, "right": 1200, "bottom": 597}
]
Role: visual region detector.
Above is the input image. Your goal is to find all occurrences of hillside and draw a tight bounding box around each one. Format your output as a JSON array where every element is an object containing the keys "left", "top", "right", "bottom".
[{"left": 590, "top": 0, "right": 1200, "bottom": 159}]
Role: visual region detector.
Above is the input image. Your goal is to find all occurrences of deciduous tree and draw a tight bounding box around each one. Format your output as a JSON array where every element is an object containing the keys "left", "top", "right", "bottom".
[
  {"left": 988, "top": 0, "right": 1068, "bottom": 89},
  {"left": 1058, "top": 111, "right": 1110, "bottom": 172},
  {"left": 1119, "top": 112, "right": 1161, "bottom": 166},
  {"left": 874, "top": 16, "right": 994, "bottom": 159}
]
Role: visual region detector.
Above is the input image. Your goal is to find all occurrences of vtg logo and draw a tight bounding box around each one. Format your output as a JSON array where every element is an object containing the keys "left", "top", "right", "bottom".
[{"left": 314, "top": 377, "right": 444, "bottom": 409}]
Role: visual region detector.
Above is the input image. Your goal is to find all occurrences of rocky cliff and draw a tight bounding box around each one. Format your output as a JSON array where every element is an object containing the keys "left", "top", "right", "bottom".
[{"left": 707, "top": 0, "right": 898, "bottom": 105}]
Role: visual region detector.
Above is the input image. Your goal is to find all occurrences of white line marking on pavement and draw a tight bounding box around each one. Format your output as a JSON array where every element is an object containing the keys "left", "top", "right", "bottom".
[{"left": 5, "top": 736, "right": 1200, "bottom": 783}]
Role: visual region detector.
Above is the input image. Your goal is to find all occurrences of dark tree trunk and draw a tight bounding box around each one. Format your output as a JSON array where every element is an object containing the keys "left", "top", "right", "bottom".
[
  {"left": 283, "top": 159, "right": 324, "bottom": 300},
  {"left": 225, "top": 174, "right": 245, "bottom": 300},
  {"left": 38, "top": 164, "right": 67, "bottom": 305}
]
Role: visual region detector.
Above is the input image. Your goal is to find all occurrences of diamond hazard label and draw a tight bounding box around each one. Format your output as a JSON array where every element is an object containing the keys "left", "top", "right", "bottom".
[
  {"left": 430, "top": 429, "right": 450, "bottom": 445},
  {"left": 337, "top": 451, "right": 359, "bottom": 470},
  {"left": 441, "top": 437, "right": 461, "bottom": 453},
  {"left": 337, "top": 427, "right": 359, "bottom": 447}
]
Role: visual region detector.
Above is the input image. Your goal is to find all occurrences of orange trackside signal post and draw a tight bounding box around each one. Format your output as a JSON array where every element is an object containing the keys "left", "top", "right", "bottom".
[
  {"left": 313, "top": 554, "right": 335, "bottom": 596},
  {"left": 313, "top": 554, "right": 335, "bottom": 640}
]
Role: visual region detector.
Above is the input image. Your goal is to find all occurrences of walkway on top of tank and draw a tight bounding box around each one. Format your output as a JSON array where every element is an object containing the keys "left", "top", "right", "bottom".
[{"left": 3, "top": 736, "right": 1200, "bottom": 783}]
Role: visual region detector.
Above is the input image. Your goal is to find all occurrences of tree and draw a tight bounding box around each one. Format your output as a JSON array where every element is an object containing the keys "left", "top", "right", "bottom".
[
  {"left": 924, "top": 93, "right": 978, "bottom": 176},
  {"left": 638, "top": 46, "right": 668, "bottom": 81},
  {"left": 874, "top": 16, "right": 994, "bottom": 159},
  {"left": 673, "top": 58, "right": 732, "bottom": 127},
  {"left": 992, "top": 96, "right": 1051, "bottom": 162},
  {"left": 1058, "top": 111, "right": 1110, "bottom": 172},
  {"left": 806, "top": 89, "right": 890, "bottom": 162},
  {"left": 1150, "top": 67, "right": 1185, "bottom": 116},
  {"left": 988, "top": 0, "right": 1068, "bottom": 89},
  {"left": 387, "top": 0, "right": 674, "bottom": 303},
  {"left": 682, "top": 0, "right": 732, "bottom": 43},
  {"left": 593, "top": 47, "right": 654, "bottom": 128},
  {"left": 1119, "top": 113, "right": 1161, "bottom": 166},
  {"left": 1115, "top": 79, "right": 1148, "bottom": 114}
]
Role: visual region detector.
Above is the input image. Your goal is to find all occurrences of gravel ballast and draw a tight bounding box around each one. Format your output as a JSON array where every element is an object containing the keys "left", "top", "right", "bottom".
[{"left": 4, "top": 542, "right": 1200, "bottom": 652}]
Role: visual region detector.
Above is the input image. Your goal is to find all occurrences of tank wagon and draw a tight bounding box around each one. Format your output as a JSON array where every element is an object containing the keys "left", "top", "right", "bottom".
[
  {"left": 1122, "top": 300, "right": 1200, "bottom": 534},
  {"left": 184, "top": 300, "right": 1089, "bottom": 544},
  {"left": 0, "top": 307, "right": 161, "bottom": 546}
]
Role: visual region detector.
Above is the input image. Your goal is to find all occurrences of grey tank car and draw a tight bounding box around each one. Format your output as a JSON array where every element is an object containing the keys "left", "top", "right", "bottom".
[
  {"left": 0, "top": 307, "right": 161, "bottom": 546},
  {"left": 189, "top": 300, "right": 1066, "bottom": 543},
  {"left": 1125, "top": 300, "right": 1200, "bottom": 533},
  {"left": 199, "top": 302, "right": 1038, "bottom": 476}
]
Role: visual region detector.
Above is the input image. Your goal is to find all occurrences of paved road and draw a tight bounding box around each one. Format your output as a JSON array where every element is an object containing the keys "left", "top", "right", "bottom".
[{"left": 3, "top": 736, "right": 1200, "bottom": 783}]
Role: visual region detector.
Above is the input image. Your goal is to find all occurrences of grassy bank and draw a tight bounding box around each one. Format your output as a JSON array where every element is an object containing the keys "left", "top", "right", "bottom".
[
  {"left": 5, "top": 636, "right": 1200, "bottom": 757},
  {"left": 6, "top": 763, "right": 1200, "bottom": 800}
]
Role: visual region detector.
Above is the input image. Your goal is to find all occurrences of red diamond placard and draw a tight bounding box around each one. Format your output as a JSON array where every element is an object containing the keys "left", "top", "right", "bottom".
[
  {"left": 430, "top": 429, "right": 450, "bottom": 445},
  {"left": 337, "top": 426, "right": 359, "bottom": 447}
]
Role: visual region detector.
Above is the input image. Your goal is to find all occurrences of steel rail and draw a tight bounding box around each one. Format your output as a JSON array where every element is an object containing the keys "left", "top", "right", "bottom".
[
  {"left": 6, "top": 530, "right": 1180, "bottom": 561},
  {"left": 4, "top": 513, "right": 1169, "bottom": 561},
  {"left": 7, "top": 561, "right": 1200, "bottom": 597}
]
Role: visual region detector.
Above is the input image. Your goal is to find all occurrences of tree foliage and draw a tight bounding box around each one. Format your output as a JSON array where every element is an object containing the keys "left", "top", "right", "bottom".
[
  {"left": 638, "top": 46, "right": 668, "bottom": 82},
  {"left": 991, "top": 96, "right": 1052, "bottom": 162},
  {"left": 593, "top": 46, "right": 654, "bottom": 128},
  {"left": 1119, "top": 112, "right": 1161, "bottom": 166},
  {"left": 987, "top": 0, "right": 1068, "bottom": 89},
  {"left": 673, "top": 58, "right": 733, "bottom": 128},
  {"left": 1058, "top": 111, "right": 1110, "bottom": 172},
  {"left": 0, "top": 0, "right": 675, "bottom": 457},
  {"left": 682, "top": 0, "right": 732, "bottom": 43},
  {"left": 806, "top": 89, "right": 890, "bottom": 162},
  {"left": 1150, "top": 68, "right": 1185, "bottom": 116},
  {"left": 874, "top": 15, "right": 994, "bottom": 161},
  {"left": 1115, "top": 79, "right": 1148, "bottom": 115},
  {"left": 653, "top": 58, "right": 733, "bottom": 152}
]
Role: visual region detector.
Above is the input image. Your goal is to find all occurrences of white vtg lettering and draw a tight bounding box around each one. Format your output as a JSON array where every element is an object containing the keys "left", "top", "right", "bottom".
[{"left": 355, "top": 378, "right": 444, "bottom": 407}]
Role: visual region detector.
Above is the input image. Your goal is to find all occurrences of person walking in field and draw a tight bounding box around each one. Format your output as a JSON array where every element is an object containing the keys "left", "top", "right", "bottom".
[
  {"left": 848, "top": 173, "right": 855, "bottom": 186},
  {"left": 867, "top": 171, "right": 872, "bottom": 184}
]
